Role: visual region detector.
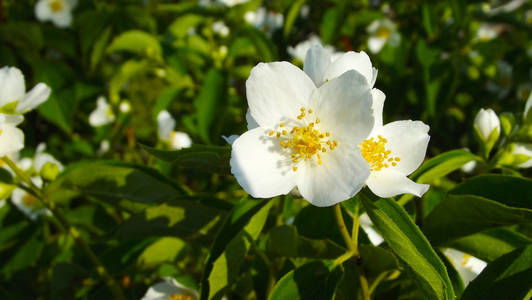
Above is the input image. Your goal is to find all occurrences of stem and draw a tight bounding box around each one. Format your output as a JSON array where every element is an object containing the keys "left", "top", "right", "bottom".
[
  {"left": 334, "top": 203, "right": 356, "bottom": 253},
  {"left": 351, "top": 200, "right": 361, "bottom": 251},
  {"left": 333, "top": 203, "right": 370, "bottom": 300},
  {"left": 368, "top": 271, "right": 389, "bottom": 295},
  {"left": 3, "top": 156, "right": 126, "bottom": 300}
]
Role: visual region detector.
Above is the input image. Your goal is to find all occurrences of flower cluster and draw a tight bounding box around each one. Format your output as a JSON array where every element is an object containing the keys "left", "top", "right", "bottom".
[{"left": 230, "top": 45, "right": 429, "bottom": 206}]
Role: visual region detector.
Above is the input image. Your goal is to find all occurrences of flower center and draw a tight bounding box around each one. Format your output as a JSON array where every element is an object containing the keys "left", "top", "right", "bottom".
[
  {"left": 22, "top": 194, "right": 38, "bottom": 207},
  {"left": 269, "top": 107, "right": 338, "bottom": 172},
  {"left": 169, "top": 295, "right": 193, "bottom": 300},
  {"left": 376, "top": 27, "right": 391, "bottom": 39},
  {"left": 49, "top": 0, "right": 64, "bottom": 12},
  {"left": 360, "top": 135, "right": 400, "bottom": 171}
]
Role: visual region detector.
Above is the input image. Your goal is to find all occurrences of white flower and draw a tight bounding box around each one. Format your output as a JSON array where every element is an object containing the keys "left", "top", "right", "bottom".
[
  {"left": 10, "top": 177, "right": 50, "bottom": 221},
  {"left": 0, "top": 114, "right": 24, "bottom": 157},
  {"left": 245, "top": 7, "right": 284, "bottom": 36},
  {"left": 89, "top": 96, "right": 115, "bottom": 127},
  {"left": 97, "top": 140, "right": 111, "bottom": 156},
  {"left": 230, "top": 60, "right": 375, "bottom": 206},
  {"left": 287, "top": 35, "right": 342, "bottom": 62},
  {"left": 443, "top": 248, "right": 487, "bottom": 286},
  {"left": 511, "top": 143, "right": 532, "bottom": 168},
  {"left": 461, "top": 160, "right": 477, "bottom": 173},
  {"left": 303, "top": 44, "right": 378, "bottom": 88},
  {"left": 361, "top": 106, "right": 431, "bottom": 198},
  {"left": 218, "top": 0, "right": 250, "bottom": 6},
  {"left": 157, "top": 110, "right": 192, "bottom": 150},
  {"left": 213, "top": 21, "right": 230, "bottom": 37},
  {"left": 366, "top": 18, "right": 401, "bottom": 54},
  {"left": 475, "top": 23, "right": 498, "bottom": 42},
  {"left": 0, "top": 66, "right": 51, "bottom": 114},
  {"left": 119, "top": 100, "right": 131, "bottom": 114},
  {"left": 141, "top": 277, "right": 198, "bottom": 300},
  {"left": 474, "top": 108, "right": 500, "bottom": 141},
  {"left": 35, "top": 0, "right": 77, "bottom": 28},
  {"left": 33, "top": 143, "right": 64, "bottom": 173}
]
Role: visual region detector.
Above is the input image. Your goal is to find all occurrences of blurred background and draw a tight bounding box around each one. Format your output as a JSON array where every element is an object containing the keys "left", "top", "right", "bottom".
[{"left": 0, "top": 0, "right": 531, "bottom": 298}]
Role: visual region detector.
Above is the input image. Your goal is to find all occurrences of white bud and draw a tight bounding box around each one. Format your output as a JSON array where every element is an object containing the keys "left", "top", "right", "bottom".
[
  {"left": 474, "top": 108, "right": 500, "bottom": 140},
  {"left": 512, "top": 143, "right": 532, "bottom": 168}
]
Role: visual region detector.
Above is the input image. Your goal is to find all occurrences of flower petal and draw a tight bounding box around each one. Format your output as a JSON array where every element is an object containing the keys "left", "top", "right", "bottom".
[
  {"left": 230, "top": 127, "right": 297, "bottom": 198},
  {"left": 303, "top": 44, "right": 332, "bottom": 86},
  {"left": 157, "top": 110, "right": 175, "bottom": 140},
  {"left": 370, "top": 88, "right": 385, "bottom": 136},
  {"left": 323, "top": 51, "right": 375, "bottom": 87},
  {"left": 17, "top": 83, "right": 51, "bottom": 113},
  {"left": 366, "top": 169, "right": 429, "bottom": 198},
  {"left": 0, "top": 67, "right": 25, "bottom": 107},
  {"left": 246, "top": 62, "right": 315, "bottom": 128},
  {"left": 377, "top": 120, "right": 430, "bottom": 175},
  {"left": 245, "top": 109, "right": 259, "bottom": 130},
  {"left": 313, "top": 70, "right": 374, "bottom": 145},
  {"left": 368, "top": 37, "right": 386, "bottom": 54},
  {"left": 52, "top": 10, "right": 72, "bottom": 28},
  {"left": 35, "top": 0, "right": 53, "bottom": 21},
  {"left": 296, "top": 147, "right": 370, "bottom": 207},
  {"left": 0, "top": 124, "right": 24, "bottom": 157}
]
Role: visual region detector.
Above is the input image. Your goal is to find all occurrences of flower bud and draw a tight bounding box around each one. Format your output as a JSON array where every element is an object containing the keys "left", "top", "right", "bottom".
[
  {"left": 474, "top": 108, "right": 500, "bottom": 156},
  {"left": 496, "top": 143, "right": 532, "bottom": 169},
  {"left": 40, "top": 161, "right": 60, "bottom": 181}
]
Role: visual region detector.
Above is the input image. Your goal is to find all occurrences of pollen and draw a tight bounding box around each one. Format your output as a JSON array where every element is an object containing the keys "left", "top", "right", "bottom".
[
  {"left": 22, "top": 194, "right": 38, "bottom": 207},
  {"left": 360, "top": 135, "right": 400, "bottom": 171},
  {"left": 169, "top": 295, "right": 194, "bottom": 300},
  {"left": 272, "top": 107, "right": 337, "bottom": 171},
  {"left": 49, "top": 0, "right": 64, "bottom": 12}
]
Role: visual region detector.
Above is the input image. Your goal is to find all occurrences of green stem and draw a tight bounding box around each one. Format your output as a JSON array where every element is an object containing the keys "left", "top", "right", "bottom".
[
  {"left": 368, "top": 271, "right": 389, "bottom": 295},
  {"left": 333, "top": 203, "right": 370, "bottom": 300},
  {"left": 2, "top": 156, "right": 126, "bottom": 300},
  {"left": 351, "top": 200, "right": 361, "bottom": 251}
]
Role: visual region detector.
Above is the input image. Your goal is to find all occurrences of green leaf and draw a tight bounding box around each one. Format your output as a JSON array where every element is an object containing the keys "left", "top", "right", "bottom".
[
  {"left": 461, "top": 245, "right": 532, "bottom": 300},
  {"left": 447, "top": 228, "right": 532, "bottom": 262},
  {"left": 114, "top": 200, "right": 224, "bottom": 243},
  {"left": 142, "top": 144, "right": 231, "bottom": 173},
  {"left": 265, "top": 225, "right": 344, "bottom": 259},
  {"left": 200, "top": 198, "right": 274, "bottom": 300},
  {"left": 269, "top": 261, "right": 340, "bottom": 300},
  {"left": 283, "top": 0, "right": 306, "bottom": 38},
  {"left": 450, "top": 175, "right": 532, "bottom": 209},
  {"left": 361, "top": 195, "right": 455, "bottom": 300},
  {"left": 358, "top": 244, "right": 399, "bottom": 277},
  {"left": 436, "top": 250, "right": 465, "bottom": 297},
  {"left": 136, "top": 237, "right": 186, "bottom": 270},
  {"left": 106, "top": 30, "right": 162, "bottom": 60},
  {"left": 320, "top": 7, "right": 343, "bottom": 44},
  {"left": 2, "top": 229, "right": 44, "bottom": 275},
  {"left": 45, "top": 161, "right": 183, "bottom": 204},
  {"left": 109, "top": 59, "right": 152, "bottom": 100},
  {"left": 194, "top": 69, "right": 228, "bottom": 143},
  {"left": 423, "top": 194, "right": 532, "bottom": 246},
  {"left": 90, "top": 26, "right": 112, "bottom": 73},
  {"left": 398, "top": 150, "right": 480, "bottom": 205},
  {"left": 294, "top": 205, "right": 352, "bottom": 247}
]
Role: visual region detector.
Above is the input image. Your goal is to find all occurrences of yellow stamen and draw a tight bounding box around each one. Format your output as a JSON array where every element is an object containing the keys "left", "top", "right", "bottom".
[
  {"left": 360, "top": 135, "right": 400, "bottom": 172},
  {"left": 293, "top": 166, "right": 298, "bottom": 172},
  {"left": 49, "top": 0, "right": 63, "bottom": 12},
  {"left": 268, "top": 131, "right": 274, "bottom": 136}
]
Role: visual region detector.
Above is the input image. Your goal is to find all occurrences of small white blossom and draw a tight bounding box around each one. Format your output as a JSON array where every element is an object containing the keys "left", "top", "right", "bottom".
[
  {"left": 475, "top": 23, "right": 498, "bottom": 42},
  {"left": 461, "top": 160, "right": 477, "bottom": 173},
  {"left": 89, "top": 96, "right": 115, "bottom": 127},
  {"left": 218, "top": 0, "right": 250, "bottom": 6},
  {"left": 213, "top": 21, "right": 230, "bottom": 37},
  {"left": 0, "top": 66, "right": 51, "bottom": 114},
  {"left": 97, "top": 140, "right": 111, "bottom": 156},
  {"left": 10, "top": 177, "right": 50, "bottom": 221},
  {"left": 157, "top": 110, "right": 192, "bottom": 150},
  {"left": 287, "top": 35, "right": 342, "bottom": 62},
  {"left": 245, "top": 7, "right": 284, "bottom": 36},
  {"left": 474, "top": 108, "right": 500, "bottom": 141},
  {"left": 511, "top": 143, "right": 532, "bottom": 168},
  {"left": 35, "top": 0, "right": 77, "bottom": 28},
  {"left": 33, "top": 143, "right": 64, "bottom": 173},
  {"left": 443, "top": 249, "right": 487, "bottom": 286},
  {"left": 366, "top": 18, "right": 401, "bottom": 54},
  {"left": 119, "top": 101, "right": 131, "bottom": 114},
  {"left": 141, "top": 277, "right": 198, "bottom": 300},
  {"left": 231, "top": 57, "right": 375, "bottom": 206}
]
